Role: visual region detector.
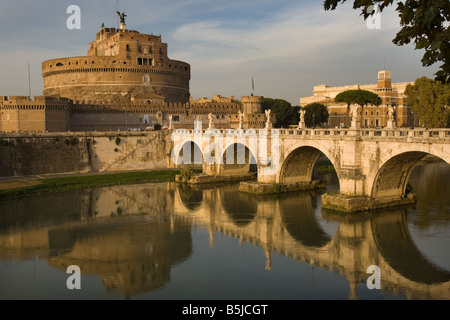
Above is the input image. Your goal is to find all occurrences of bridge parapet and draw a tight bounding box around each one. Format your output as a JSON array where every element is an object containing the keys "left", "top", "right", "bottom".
[
  {"left": 277, "top": 127, "right": 450, "bottom": 141},
  {"left": 172, "top": 127, "right": 450, "bottom": 140}
]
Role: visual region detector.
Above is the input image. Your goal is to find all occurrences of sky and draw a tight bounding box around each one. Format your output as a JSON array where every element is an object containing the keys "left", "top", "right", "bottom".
[{"left": 0, "top": 0, "right": 441, "bottom": 105}]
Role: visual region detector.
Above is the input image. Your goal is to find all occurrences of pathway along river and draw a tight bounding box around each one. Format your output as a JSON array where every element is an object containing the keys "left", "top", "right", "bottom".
[{"left": 0, "top": 160, "right": 449, "bottom": 300}]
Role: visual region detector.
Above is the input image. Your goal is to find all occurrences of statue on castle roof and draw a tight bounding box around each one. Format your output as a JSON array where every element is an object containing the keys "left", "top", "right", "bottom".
[{"left": 117, "top": 11, "right": 126, "bottom": 24}]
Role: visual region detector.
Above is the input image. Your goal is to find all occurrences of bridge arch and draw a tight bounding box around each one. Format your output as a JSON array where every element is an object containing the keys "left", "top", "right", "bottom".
[
  {"left": 278, "top": 143, "right": 340, "bottom": 187},
  {"left": 220, "top": 142, "right": 257, "bottom": 175},
  {"left": 369, "top": 145, "right": 450, "bottom": 199},
  {"left": 172, "top": 139, "right": 203, "bottom": 167}
]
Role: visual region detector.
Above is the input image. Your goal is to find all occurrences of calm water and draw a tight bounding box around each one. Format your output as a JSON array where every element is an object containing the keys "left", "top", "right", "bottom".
[{"left": 0, "top": 161, "right": 449, "bottom": 300}]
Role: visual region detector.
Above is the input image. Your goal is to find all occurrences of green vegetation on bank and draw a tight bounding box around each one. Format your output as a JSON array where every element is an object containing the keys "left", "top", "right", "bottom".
[{"left": 0, "top": 170, "right": 185, "bottom": 200}]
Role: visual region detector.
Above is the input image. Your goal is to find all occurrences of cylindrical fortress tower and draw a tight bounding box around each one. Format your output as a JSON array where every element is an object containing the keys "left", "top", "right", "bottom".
[{"left": 42, "top": 27, "right": 190, "bottom": 103}]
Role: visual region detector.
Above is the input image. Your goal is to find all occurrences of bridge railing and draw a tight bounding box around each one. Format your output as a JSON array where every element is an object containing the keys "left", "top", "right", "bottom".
[
  {"left": 278, "top": 127, "right": 450, "bottom": 139},
  {"left": 172, "top": 127, "right": 450, "bottom": 139},
  {"left": 360, "top": 128, "right": 450, "bottom": 139}
]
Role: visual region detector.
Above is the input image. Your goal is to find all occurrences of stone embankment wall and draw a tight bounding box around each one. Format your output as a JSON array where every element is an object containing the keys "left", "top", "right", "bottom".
[{"left": 0, "top": 131, "right": 173, "bottom": 177}]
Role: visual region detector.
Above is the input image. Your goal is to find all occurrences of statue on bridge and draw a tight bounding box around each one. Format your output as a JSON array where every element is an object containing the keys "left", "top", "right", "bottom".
[
  {"left": 298, "top": 109, "right": 306, "bottom": 129},
  {"left": 349, "top": 104, "right": 361, "bottom": 129},
  {"left": 195, "top": 115, "right": 202, "bottom": 130},
  {"left": 208, "top": 112, "right": 214, "bottom": 129},
  {"left": 265, "top": 109, "right": 272, "bottom": 129},
  {"left": 238, "top": 111, "right": 245, "bottom": 129},
  {"left": 388, "top": 106, "right": 395, "bottom": 120},
  {"left": 386, "top": 105, "right": 396, "bottom": 129},
  {"left": 168, "top": 115, "right": 174, "bottom": 130}
]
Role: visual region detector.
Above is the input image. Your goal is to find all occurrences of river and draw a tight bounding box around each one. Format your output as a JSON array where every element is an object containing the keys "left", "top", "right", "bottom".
[{"left": 0, "top": 161, "right": 449, "bottom": 300}]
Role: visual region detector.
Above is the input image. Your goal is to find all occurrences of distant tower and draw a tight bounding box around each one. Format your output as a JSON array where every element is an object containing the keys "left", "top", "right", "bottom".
[
  {"left": 377, "top": 70, "right": 392, "bottom": 89},
  {"left": 241, "top": 95, "right": 264, "bottom": 115}
]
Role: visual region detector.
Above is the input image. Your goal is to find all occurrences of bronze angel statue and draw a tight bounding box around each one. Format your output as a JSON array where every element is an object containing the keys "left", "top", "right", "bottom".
[{"left": 117, "top": 11, "right": 126, "bottom": 24}]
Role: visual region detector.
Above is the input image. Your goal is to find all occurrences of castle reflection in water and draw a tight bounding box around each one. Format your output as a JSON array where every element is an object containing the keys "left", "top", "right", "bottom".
[{"left": 0, "top": 163, "right": 449, "bottom": 300}]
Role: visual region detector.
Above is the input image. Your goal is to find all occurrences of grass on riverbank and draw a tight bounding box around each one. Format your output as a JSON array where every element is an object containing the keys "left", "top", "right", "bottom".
[{"left": 0, "top": 170, "right": 184, "bottom": 200}]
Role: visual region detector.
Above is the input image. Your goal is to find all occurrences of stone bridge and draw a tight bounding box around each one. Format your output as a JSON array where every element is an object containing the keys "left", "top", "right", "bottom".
[{"left": 170, "top": 126, "right": 450, "bottom": 212}]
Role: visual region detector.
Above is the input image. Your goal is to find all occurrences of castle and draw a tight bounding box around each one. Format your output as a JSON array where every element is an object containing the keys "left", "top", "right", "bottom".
[
  {"left": 1, "top": 18, "right": 269, "bottom": 133},
  {"left": 300, "top": 70, "right": 418, "bottom": 128}
]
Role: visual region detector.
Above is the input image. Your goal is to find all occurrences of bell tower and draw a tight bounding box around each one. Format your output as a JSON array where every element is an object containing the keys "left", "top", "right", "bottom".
[{"left": 377, "top": 70, "right": 392, "bottom": 89}]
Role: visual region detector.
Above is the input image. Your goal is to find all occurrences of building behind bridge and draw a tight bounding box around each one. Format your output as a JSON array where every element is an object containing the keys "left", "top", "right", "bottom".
[{"left": 300, "top": 70, "right": 419, "bottom": 128}]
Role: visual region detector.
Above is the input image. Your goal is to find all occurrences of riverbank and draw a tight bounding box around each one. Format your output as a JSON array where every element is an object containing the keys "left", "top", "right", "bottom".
[{"left": 0, "top": 170, "right": 184, "bottom": 200}]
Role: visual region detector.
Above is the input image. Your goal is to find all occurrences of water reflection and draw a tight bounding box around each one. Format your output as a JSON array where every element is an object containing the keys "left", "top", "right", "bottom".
[{"left": 0, "top": 162, "right": 449, "bottom": 300}]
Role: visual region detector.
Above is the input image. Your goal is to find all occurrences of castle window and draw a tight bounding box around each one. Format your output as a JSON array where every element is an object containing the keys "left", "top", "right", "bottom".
[
  {"left": 126, "top": 44, "right": 131, "bottom": 52},
  {"left": 138, "top": 57, "right": 143, "bottom": 65},
  {"left": 173, "top": 115, "right": 180, "bottom": 122},
  {"left": 56, "top": 62, "right": 64, "bottom": 66}
]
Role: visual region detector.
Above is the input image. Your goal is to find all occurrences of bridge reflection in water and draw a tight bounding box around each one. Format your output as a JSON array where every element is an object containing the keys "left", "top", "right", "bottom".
[{"left": 0, "top": 164, "right": 449, "bottom": 299}]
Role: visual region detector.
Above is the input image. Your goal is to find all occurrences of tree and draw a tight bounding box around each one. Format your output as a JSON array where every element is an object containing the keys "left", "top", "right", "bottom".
[
  {"left": 323, "top": 0, "right": 450, "bottom": 83},
  {"left": 405, "top": 76, "right": 450, "bottom": 128},
  {"left": 263, "top": 98, "right": 299, "bottom": 128},
  {"left": 303, "top": 103, "right": 329, "bottom": 127},
  {"left": 334, "top": 89, "right": 382, "bottom": 126}
]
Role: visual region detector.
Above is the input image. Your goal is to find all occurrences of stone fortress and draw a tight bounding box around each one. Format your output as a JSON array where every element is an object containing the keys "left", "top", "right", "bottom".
[{"left": 0, "top": 16, "right": 270, "bottom": 133}]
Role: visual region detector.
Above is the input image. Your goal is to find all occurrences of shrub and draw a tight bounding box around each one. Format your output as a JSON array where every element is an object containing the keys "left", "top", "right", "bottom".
[{"left": 179, "top": 167, "right": 194, "bottom": 182}]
